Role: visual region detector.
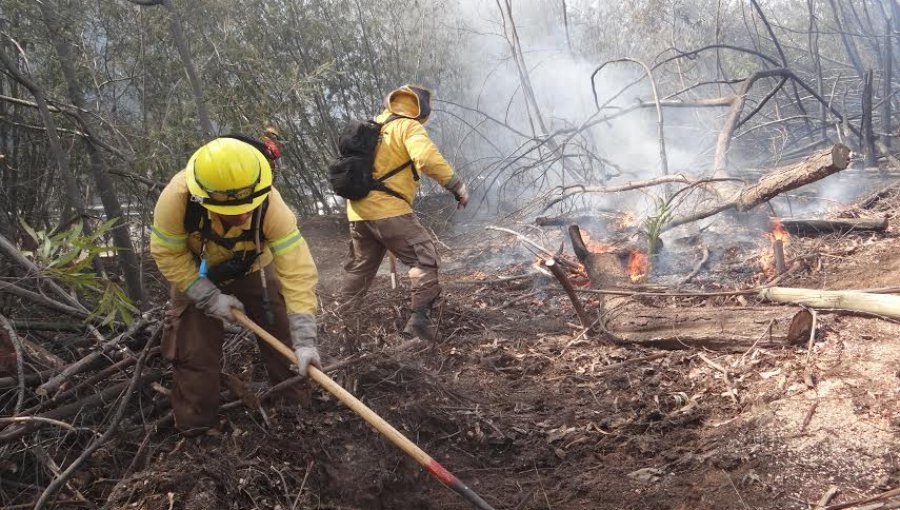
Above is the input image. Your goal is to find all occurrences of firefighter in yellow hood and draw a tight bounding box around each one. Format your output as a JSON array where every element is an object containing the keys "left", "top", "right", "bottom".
[
  {"left": 150, "top": 136, "right": 319, "bottom": 432},
  {"left": 339, "top": 85, "right": 469, "bottom": 340}
]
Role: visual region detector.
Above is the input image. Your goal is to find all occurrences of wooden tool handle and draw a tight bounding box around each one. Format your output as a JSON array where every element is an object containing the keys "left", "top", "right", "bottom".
[
  {"left": 234, "top": 310, "right": 431, "bottom": 465},
  {"left": 389, "top": 252, "right": 398, "bottom": 290},
  {"left": 231, "top": 310, "right": 496, "bottom": 509}
]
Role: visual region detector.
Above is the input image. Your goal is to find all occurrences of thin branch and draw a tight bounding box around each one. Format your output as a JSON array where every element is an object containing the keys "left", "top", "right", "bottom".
[
  {"left": 0, "top": 280, "right": 90, "bottom": 319},
  {"left": 33, "top": 332, "right": 157, "bottom": 510},
  {"left": 0, "top": 314, "right": 25, "bottom": 415},
  {"left": 0, "top": 232, "right": 89, "bottom": 313}
]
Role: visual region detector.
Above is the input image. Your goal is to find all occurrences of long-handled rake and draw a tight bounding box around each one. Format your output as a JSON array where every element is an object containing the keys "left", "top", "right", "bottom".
[{"left": 233, "top": 310, "right": 498, "bottom": 510}]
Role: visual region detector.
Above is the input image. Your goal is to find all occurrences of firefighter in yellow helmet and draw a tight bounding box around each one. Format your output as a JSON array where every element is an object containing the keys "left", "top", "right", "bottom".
[
  {"left": 261, "top": 126, "right": 282, "bottom": 166},
  {"left": 338, "top": 85, "right": 469, "bottom": 340},
  {"left": 150, "top": 137, "right": 319, "bottom": 432}
]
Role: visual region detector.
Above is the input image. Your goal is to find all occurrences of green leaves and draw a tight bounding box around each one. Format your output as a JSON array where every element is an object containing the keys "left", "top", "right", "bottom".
[
  {"left": 90, "top": 282, "right": 139, "bottom": 326},
  {"left": 18, "top": 218, "right": 136, "bottom": 325},
  {"left": 642, "top": 195, "right": 673, "bottom": 256}
]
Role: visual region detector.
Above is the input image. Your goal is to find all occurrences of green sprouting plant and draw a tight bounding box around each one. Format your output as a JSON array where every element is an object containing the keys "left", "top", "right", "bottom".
[
  {"left": 19, "top": 218, "right": 138, "bottom": 325},
  {"left": 642, "top": 195, "right": 674, "bottom": 256}
]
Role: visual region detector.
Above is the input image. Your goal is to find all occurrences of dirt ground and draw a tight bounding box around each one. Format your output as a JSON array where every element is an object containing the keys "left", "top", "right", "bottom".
[{"left": 87, "top": 189, "right": 900, "bottom": 510}]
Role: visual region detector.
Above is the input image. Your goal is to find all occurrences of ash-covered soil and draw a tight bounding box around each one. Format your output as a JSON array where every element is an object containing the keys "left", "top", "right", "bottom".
[{"left": 35, "top": 191, "right": 900, "bottom": 509}]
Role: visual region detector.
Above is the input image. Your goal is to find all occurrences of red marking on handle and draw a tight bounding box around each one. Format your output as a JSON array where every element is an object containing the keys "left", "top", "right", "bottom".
[{"left": 426, "top": 459, "right": 457, "bottom": 486}]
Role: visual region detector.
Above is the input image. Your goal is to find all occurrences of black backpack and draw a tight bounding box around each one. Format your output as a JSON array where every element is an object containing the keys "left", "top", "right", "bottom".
[{"left": 328, "top": 115, "right": 418, "bottom": 201}]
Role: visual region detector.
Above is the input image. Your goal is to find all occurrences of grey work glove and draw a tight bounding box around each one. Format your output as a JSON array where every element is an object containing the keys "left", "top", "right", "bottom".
[
  {"left": 185, "top": 278, "right": 245, "bottom": 324},
  {"left": 289, "top": 313, "right": 321, "bottom": 378},
  {"left": 447, "top": 179, "right": 469, "bottom": 209}
]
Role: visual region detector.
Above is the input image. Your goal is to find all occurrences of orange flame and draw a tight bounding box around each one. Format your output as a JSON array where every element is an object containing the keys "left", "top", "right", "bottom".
[
  {"left": 769, "top": 218, "right": 789, "bottom": 243},
  {"left": 759, "top": 253, "right": 775, "bottom": 274},
  {"left": 581, "top": 231, "right": 613, "bottom": 254},
  {"left": 759, "top": 218, "right": 789, "bottom": 275},
  {"left": 618, "top": 211, "right": 636, "bottom": 230},
  {"left": 628, "top": 250, "right": 649, "bottom": 282}
]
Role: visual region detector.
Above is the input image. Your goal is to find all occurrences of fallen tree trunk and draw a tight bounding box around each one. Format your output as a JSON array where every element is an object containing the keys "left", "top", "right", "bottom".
[
  {"left": 666, "top": 144, "right": 852, "bottom": 231},
  {"left": 605, "top": 305, "right": 798, "bottom": 351},
  {"left": 759, "top": 287, "right": 900, "bottom": 319},
  {"left": 780, "top": 217, "right": 888, "bottom": 235},
  {"left": 736, "top": 144, "right": 852, "bottom": 210}
]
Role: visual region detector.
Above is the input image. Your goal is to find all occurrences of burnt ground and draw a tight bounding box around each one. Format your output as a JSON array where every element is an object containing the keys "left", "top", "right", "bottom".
[{"left": 19, "top": 187, "right": 900, "bottom": 510}]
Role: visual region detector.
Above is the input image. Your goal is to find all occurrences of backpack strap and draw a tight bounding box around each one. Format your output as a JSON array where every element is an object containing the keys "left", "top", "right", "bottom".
[
  {"left": 183, "top": 199, "right": 204, "bottom": 234},
  {"left": 219, "top": 133, "right": 271, "bottom": 158},
  {"left": 372, "top": 115, "right": 419, "bottom": 202},
  {"left": 184, "top": 195, "right": 269, "bottom": 251}
]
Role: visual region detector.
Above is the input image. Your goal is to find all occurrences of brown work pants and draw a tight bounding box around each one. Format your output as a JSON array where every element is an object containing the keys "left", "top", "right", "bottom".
[
  {"left": 339, "top": 213, "right": 441, "bottom": 310},
  {"left": 162, "top": 267, "right": 301, "bottom": 430}
]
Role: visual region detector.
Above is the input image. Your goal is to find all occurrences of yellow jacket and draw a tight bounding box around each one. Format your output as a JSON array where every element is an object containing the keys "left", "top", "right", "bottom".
[
  {"left": 150, "top": 171, "right": 318, "bottom": 315},
  {"left": 347, "top": 85, "right": 458, "bottom": 221}
]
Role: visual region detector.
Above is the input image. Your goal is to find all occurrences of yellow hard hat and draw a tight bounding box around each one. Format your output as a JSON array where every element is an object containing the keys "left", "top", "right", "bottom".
[{"left": 185, "top": 137, "right": 273, "bottom": 215}]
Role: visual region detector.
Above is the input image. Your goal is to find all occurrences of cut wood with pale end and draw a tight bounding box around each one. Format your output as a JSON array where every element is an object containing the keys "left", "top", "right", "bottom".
[
  {"left": 759, "top": 287, "right": 900, "bottom": 319},
  {"left": 780, "top": 217, "right": 888, "bottom": 235},
  {"left": 666, "top": 144, "right": 852, "bottom": 230},
  {"left": 735, "top": 144, "right": 852, "bottom": 211}
]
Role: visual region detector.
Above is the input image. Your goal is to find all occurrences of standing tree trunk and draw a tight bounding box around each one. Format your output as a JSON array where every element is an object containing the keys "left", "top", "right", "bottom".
[
  {"left": 827, "top": 0, "right": 867, "bottom": 80},
  {"left": 0, "top": 51, "right": 84, "bottom": 222},
  {"left": 807, "top": 0, "right": 828, "bottom": 140},
  {"left": 883, "top": 12, "right": 893, "bottom": 149},
  {"left": 863, "top": 69, "right": 877, "bottom": 166},
  {"left": 126, "top": 0, "right": 213, "bottom": 137},
  {"left": 161, "top": 0, "right": 213, "bottom": 137},
  {"left": 38, "top": 0, "right": 145, "bottom": 305},
  {"left": 0, "top": 46, "right": 106, "bottom": 278}
]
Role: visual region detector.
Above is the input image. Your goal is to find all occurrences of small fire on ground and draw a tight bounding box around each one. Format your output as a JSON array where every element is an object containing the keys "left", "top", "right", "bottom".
[
  {"left": 582, "top": 231, "right": 649, "bottom": 283},
  {"left": 759, "top": 218, "right": 790, "bottom": 274},
  {"left": 628, "top": 251, "right": 649, "bottom": 282},
  {"left": 581, "top": 231, "right": 614, "bottom": 254}
]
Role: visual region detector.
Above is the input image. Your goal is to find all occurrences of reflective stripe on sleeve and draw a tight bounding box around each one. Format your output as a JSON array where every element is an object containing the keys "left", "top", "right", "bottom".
[
  {"left": 150, "top": 225, "right": 188, "bottom": 249},
  {"left": 270, "top": 229, "right": 305, "bottom": 255}
]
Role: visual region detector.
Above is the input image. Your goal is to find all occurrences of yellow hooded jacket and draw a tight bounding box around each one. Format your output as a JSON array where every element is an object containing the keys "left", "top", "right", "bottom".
[
  {"left": 347, "top": 85, "right": 458, "bottom": 221},
  {"left": 150, "top": 171, "right": 318, "bottom": 315}
]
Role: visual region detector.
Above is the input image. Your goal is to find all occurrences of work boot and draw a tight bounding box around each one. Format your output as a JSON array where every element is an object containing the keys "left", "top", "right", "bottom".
[{"left": 403, "top": 306, "right": 435, "bottom": 341}]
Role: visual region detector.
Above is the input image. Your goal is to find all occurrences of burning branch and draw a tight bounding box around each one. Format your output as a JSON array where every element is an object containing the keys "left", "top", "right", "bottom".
[
  {"left": 542, "top": 258, "right": 592, "bottom": 331},
  {"left": 486, "top": 225, "right": 581, "bottom": 272}
]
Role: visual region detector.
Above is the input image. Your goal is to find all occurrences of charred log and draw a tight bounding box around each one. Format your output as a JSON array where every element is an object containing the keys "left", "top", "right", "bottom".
[
  {"left": 780, "top": 217, "right": 888, "bottom": 235},
  {"left": 604, "top": 306, "right": 797, "bottom": 351},
  {"left": 568, "top": 225, "right": 628, "bottom": 288}
]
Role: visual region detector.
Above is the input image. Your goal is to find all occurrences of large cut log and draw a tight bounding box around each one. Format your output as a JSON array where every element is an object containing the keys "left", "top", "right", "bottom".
[
  {"left": 666, "top": 144, "right": 852, "bottom": 230},
  {"left": 605, "top": 305, "right": 799, "bottom": 351},
  {"left": 759, "top": 287, "right": 900, "bottom": 319},
  {"left": 780, "top": 217, "right": 888, "bottom": 235}
]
